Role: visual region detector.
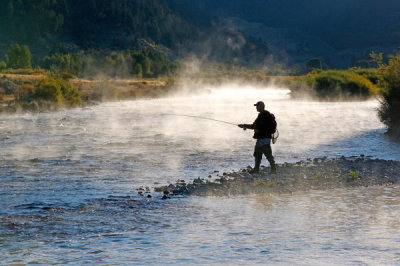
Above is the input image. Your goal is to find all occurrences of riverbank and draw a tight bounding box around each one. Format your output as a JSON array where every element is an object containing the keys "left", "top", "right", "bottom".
[
  {"left": 0, "top": 73, "right": 171, "bottom": 114},
  {"left": 152, "top": 156, "right": 400, "bottom": 198},
  {"left": 0, "top": 67, "right": 384, "bottom": 115}
]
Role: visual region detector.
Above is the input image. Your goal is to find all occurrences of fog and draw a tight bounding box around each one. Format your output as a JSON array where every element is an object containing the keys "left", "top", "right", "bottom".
[
  {"left": 2, "top": 82, "right": 400, "bottom": 265},
  {"left": 1, "top": 83, "right": 398, "bottom": 189}
]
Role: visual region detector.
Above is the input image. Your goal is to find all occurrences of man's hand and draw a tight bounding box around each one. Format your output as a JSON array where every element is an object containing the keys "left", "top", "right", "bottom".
[{"left": 238, "top": 124, "right": 246, "bottom": 130}]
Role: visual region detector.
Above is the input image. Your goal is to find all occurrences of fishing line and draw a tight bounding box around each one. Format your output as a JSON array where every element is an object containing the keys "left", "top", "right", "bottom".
[
  {"left": 164, "top": 114, "right": 238, "bottom": 126},
  {"left": 163, "top": 114, "right": 279, "bottom": 143}
]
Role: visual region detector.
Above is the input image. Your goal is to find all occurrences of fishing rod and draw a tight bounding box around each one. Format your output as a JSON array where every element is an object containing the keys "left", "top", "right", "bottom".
[
  {"left": 164, "top": 114, "right": 238, "bottom": 126},
  {"left": 164, "top": 113, "right": 279, "bottom": 143}
]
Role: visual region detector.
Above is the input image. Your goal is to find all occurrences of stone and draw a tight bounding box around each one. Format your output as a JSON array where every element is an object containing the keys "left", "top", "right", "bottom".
[{"left": 150, "top": 156, "right": 400, "bottom": 198}]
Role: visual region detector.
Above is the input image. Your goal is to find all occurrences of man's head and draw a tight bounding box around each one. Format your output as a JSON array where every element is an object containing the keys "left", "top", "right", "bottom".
[{"left": 254, "top": 101, "right": 265, "bottom": 112}]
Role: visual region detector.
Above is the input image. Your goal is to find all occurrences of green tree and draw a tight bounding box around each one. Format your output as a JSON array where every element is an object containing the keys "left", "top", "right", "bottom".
[
  {"left": 134, "top": 63, "right": 143, "bottom": 78},
  {"left": 369, "top": 52, "right": 384, "bottom": 67},
  {"left": 0, "top": 61, "right": 6, "bottom": 70},
  {"left": 0, "top": 0, "right": 66, "bottom": 42},
  {"left": 306, "top": 58, "right": 322, "bottom": 72},
  {"left": 42, "top": 52, "right": 84, "bottom": 76},
  {"left": 143, "top": 56, "right": 152, "bottom": 76},
  {"left": 378, "top": 52, "right": 400, "bottom": 139},
  {"left": 6, "top": 44, "right": 32, "bottom": 69}
]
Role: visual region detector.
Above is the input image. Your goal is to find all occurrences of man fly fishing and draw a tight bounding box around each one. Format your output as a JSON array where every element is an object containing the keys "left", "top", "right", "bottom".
[{"left": 238, "top": 101, "right": 277, "bottom": 174}]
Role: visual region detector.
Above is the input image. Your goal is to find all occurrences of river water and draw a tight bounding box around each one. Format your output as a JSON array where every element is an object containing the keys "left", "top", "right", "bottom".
[{"left": 1, "top": 85, "right": 400, "bottom": 264}]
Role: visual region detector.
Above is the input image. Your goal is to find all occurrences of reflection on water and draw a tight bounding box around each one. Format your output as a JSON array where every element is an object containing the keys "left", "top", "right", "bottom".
[{"left": 1, "top": 86, "right": 400, "bottom": 264}]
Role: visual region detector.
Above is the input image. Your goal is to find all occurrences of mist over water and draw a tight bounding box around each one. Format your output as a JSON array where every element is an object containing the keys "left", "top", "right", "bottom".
[{"left": 1, "top": 84, "right": 400, "bottom": 264}]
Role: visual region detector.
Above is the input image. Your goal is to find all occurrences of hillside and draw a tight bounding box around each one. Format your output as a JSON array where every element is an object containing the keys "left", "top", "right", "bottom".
[
  {"left": 190, "top": 0, "right": 400, "bottom": 67},
  {"left": 0, "top": 0, "right": 399, "bottom": 69},
  {"left": 0, "top": 0, "right": 269, "bottom": 66},
  {"left": 192, "top": 0, "right": 400, "bottom": 50}
]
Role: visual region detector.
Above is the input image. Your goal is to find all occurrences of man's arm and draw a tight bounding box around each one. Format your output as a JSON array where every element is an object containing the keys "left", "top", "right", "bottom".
[
  {"left": 238, "top": 114, "right": 260, "bottom": 130},
  {"left": 238, "top": 124, "right": 255, "bottom": 129}
]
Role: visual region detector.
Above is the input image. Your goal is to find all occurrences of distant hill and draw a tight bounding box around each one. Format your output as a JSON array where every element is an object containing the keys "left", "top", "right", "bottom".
[
  {"left": 191, "top": 0, "right": 400, "bottom": 50},
  {"left": 0, "top": 0, "right": 199, "bottom": 50},
  {"left": 0, "top": 0, "right": 399, "bottom": 68},
  {"left": 0, "top": 0, "right": 269, "bottom": 66},
  {"left": 189, "top": 0, "right": 400, "bottom": 67}
]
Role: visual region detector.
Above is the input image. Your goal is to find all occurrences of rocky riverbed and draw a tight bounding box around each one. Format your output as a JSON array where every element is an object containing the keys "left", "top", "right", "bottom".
[{"left": 149, "top": 156, "right": 400, "bottom": 198}]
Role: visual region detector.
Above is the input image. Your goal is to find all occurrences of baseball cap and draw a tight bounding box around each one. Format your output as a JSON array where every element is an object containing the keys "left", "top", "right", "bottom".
[{"left": 254, "top": 101, "right": 265, "bottom": 107}]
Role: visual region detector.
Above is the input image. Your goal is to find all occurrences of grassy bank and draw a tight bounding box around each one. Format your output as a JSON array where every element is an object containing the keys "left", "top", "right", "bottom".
[
  {"left": 0, "top": 71, "right": 172, "bottom": 114},
  {"left": 286, "top": 69, "right": 380, "bottom": 100},
  {"left": 0, "top": 67, "right": 386, "bottom": 114}
]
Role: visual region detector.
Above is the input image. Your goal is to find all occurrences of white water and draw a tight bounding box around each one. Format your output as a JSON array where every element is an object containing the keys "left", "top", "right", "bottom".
[{"left": 1, "top": 85, "right": 400, "bottom": 264}]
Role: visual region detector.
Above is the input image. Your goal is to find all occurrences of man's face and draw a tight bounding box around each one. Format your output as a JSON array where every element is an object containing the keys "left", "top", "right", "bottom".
[{"left": 256, "top": 104, "right": 264, "bottom": 112}]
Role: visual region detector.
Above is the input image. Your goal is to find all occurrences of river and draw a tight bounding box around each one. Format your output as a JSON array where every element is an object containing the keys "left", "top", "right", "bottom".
[{"left": 1, "top": 84, "right": 400, "bottom": 264}]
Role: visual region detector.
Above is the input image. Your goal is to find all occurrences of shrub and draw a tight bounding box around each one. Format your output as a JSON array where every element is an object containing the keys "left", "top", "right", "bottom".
[
  {"left": 350, "top": 68, "right": 381, "bottom": 85},
  {"left": 349, "top": 170, "right": 360, "bottom": 179},
  {"left": 33, "top": 77, "right": 81, "bottom": 106},
  {"left": 34, "top": 78, "right": 64, "bottom": 104},
  {"left": 378, "top": 53, "right": 400, "bottom": 139},
  {"left": 293, "top": 70, "right": 379, "bottom": 99},
  {"left": 16, "top": 83, "right": 35, "bottom": 100},
  {"left": 60, "top": 72, "right": 76, "bottom": 80},
  {"left": 0, "top": 79, "right": 17, "bottom": 94},
  {"left": 60, "top": 80, "right": 82, "bottom": 106}
]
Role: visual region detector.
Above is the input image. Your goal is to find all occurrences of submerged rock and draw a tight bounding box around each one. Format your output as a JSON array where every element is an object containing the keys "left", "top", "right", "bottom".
[{"left": 153, "top": 157, "right": 400, "bottom": 197}]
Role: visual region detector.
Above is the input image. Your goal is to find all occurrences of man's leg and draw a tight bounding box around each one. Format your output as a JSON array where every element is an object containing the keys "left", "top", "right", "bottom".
[
  {"left": 264, "top": 144, "right": 276, "bottom": 173},
  {"left": 252, "top": 145, "right": 263, "bottom": 173}
]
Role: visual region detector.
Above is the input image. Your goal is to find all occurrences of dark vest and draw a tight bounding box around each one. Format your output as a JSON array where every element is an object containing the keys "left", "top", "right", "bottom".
[{"left": 253, "top": 110, "right": 274, "bottom": 139}]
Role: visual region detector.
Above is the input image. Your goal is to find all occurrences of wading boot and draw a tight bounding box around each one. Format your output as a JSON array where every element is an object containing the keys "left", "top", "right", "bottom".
[
  {"left": 270, "top": 164, "right": 277, "bottom": 174},
  {"left": 249, "top": 168, "right": 260, "bottom": 174}
]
